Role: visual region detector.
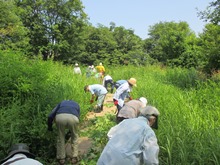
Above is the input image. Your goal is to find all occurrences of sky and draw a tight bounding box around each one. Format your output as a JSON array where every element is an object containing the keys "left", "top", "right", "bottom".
[{"left": 81, "top": 0, "right": 212, "bottom": 39}]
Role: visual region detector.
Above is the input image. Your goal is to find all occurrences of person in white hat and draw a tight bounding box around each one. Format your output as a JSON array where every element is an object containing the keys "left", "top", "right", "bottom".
[
  {"left": 97, "top": 106, "right": 160, "bottom": 165},
  {"left": 73, "top": 63, "right": 82, "bottom": 75},
  {"left": 113, "top": 78, "right": 137, "bottom": 113},
  {"left": 0, "top": 143, "right": 43, "bottom": 165},
  {"left": 116, "top": 97, "right": 148, "bottom": 123}
]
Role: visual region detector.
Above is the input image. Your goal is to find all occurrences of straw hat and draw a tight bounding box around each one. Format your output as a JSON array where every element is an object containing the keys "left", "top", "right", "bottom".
[
  {"left": 128, "top": 78, "right": 137, "bottom": 87},
  {"left": 0, "top": 143, "right": 35, "bottom": 164}
]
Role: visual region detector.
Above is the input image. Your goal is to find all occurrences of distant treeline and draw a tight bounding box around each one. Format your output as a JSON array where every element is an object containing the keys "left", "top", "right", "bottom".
[{"left": 0, "top": 0, "right": 219, "bottom": 74}]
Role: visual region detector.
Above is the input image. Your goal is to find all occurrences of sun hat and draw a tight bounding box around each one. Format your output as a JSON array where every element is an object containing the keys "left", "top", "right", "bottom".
[
  {"left": 139, "top": 97, "right": 148, "bottom": 107},
  {"left": 0, "top": 143, "right": 35, "bottom": 164},
  {"left": 139, "top": 106, "right": 160, "bottom": 129},
  {"left": 128, "top": 78, "right": 137, "bottom": 87}
]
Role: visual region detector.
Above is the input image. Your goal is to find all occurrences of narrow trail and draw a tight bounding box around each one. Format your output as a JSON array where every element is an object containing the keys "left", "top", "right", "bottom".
[{"left": 66, "top": 93, "right": 116, "bottom": 158}]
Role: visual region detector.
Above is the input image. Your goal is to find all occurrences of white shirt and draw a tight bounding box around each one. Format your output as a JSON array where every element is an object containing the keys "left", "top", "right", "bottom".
[
  {"left": 97, "top": 117, "right": 159, "bottom": 165},
  {"left": 113, "top": 82, "right": 131, "bottom": 107},
  {"left": 73, "top": 66, "right": 81, "bottom": 74},
  {"left": 102, "top": 75, "right": 113, "bottom": 86},
  {"left": 2, "top": 154, "right": 43, "bottom": 165}
]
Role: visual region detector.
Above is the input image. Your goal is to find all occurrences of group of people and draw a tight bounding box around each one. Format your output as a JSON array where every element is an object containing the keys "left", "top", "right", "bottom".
[
  {"left": 73, "top": 62, "right": 106, "bottom": 82},
  {"left": 84, "top": 75, "right": 160, "bottom": 164},
  {"left": 1, "top": 63, "right": 160, "bottom": 165}
]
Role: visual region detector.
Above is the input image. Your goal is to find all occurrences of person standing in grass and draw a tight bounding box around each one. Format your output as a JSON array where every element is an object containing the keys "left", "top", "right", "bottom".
[
  {"left": 84, "top": 84, "right": 107, "bottom": 112},
  {"left": 47, "top": 100, "right": 80, "bottom": 165},
  {"left": 73, "top": 63, "right": 82, "bottom": 75},
  {"left": 97, "top": 106, "right": 160, "bottom": 165},
  {"left": 113, "top": 78, "right": 137, "bottom": 113},
  {"left": 102, "top": 74, "right": 114, "bottom": 93},
  {"left": 96, "top": 63, "right": 105, "bottom": 83},
  {"left": 116, "top": 97, "right": 148, "bottom": 123}
]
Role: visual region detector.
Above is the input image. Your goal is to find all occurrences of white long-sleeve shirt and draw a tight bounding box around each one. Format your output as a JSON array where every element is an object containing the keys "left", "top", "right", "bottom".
[
  {"left": 113, "top": 81, "right": 131, "bottom": 107},
  {"left": 97, "top": 117, "right": 159, "bottom": 165}
]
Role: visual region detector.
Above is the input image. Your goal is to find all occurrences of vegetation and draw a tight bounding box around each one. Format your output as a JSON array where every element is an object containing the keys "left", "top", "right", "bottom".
[
  {"left": 0, "top": 0, "right": 219, "bottom": 73},
  {"left": 0, "top": 0, "right": 220, "bottom": 164},
  {"left": 0, "top": 51, "right": 220, "bottom": 164}
]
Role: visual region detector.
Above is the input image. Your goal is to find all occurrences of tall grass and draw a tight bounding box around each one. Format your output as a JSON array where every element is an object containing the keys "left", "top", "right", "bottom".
[{"left": 0, "top": 51, "right": 219, "bottom": 164}]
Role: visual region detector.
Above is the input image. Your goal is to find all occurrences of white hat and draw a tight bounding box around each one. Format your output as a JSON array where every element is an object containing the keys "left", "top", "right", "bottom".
[
  {"left": 75, "top": 63, "right": 78, "bottom": 66},
  {"left": 99, "top": 63, "right": 102, "bottom": 66},
  {"left": 139, "top": 97, "right": 148, "bottom": 107}
]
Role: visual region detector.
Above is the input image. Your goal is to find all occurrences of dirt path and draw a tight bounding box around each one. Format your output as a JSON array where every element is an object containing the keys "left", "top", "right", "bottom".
[{"left": 66, "top": 93, "right": 115, "bottom": 158}]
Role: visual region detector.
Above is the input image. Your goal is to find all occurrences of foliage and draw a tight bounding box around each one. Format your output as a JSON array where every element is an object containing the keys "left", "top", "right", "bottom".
[
  {"left": 0, "top": 52, "right": 220, "bottom": 164},
  {"left": 199, "top": 23, "right": 220, "bottom": 73},
  {"left": 198, "top": 0, "right": 220, "bottom": 25},
  {"left": 0, "top": 1, "right": 29, "bottom": 50},
  {"left": 15, "top": 0, "right": 87, "bottom": 60}
]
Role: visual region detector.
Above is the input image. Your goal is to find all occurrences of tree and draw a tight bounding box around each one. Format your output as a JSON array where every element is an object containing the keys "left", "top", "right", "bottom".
[
  {"left": 198, "top": 0, "right": 220, "bottom": 25},
  {"left": 15, "top": 0, "right": 87, "bottom": 62},
  {"left": 199, "top": 23, "right": 220, "bottom": 73},
  {"left": 145, "top": 21, "right": 198, "bottom": 67},
  {"left": 0, "top": 1, "right": 29, "bottom": 50}
]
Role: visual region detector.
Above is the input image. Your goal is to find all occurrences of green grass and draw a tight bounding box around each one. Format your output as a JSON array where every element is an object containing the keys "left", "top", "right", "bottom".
[{"left": 0, "top": 51, "right": 219, "bottom": 164}]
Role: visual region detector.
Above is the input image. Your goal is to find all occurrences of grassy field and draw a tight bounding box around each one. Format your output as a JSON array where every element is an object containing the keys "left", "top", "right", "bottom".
[{"left": 0, "top": 51, "right": 219, "bottom": 164}]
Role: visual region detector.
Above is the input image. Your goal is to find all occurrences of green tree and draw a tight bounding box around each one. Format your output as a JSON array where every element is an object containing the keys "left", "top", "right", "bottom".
[
  {"left": 0, "top": 0, "right": 29, "bottom": 50},
  {"left": 145, "top": 21, "right": 200, "bottom": 68},
  {"left": 198, "top": 0, "right": 220, "bottom": 24},
  {"left": 15, "top": 0, "right": 87, "bottom": 62},
  {"left": 199, "top": 23, "right": 220, "bottom": 73}
]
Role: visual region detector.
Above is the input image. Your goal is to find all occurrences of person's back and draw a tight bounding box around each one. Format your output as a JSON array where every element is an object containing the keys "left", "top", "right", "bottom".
[{"left": 97, "top": 106, "right": 160, "bottom": 165}]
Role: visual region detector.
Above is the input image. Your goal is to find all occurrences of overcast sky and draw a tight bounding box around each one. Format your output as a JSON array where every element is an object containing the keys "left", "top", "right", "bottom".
[{"left": 81, "top": 0, "right": 212, "bottom": 39}]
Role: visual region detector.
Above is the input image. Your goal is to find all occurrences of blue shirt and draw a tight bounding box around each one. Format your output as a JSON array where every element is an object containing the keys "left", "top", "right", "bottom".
[
  {"left": 89, "top": 84, "right": 107, "bottom": 96},
  {"left": 97, "top": 117, "right": 159, "bottom": 165},
  {"left": 48, "top": 100, "right": 80, "bottom": 128}
]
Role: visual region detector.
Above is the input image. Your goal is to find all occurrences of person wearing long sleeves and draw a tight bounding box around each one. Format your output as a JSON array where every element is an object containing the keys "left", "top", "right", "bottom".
[
  {"left": 47, "top": 100, "right": 80, "bottom": 165},
  {"left": 84, "top": 84, "right": 107, "bottom": 112},
  {"left": 97, "top": 106, "right": 160, "bottom": 165},
  {"left": 102, "top": 74, "right": 114, "bottom": 93},
  {"left": 116, "top": 97, "right": 148, "bottom": 123},
  {"left": 113, "top": 78, "right": 137, "bottom": 113}
]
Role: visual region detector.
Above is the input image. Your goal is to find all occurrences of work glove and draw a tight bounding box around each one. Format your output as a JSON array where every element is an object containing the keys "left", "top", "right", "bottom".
[
  {"left": 48, "top": 127, "right": 53, "bottom": 132},
  {"left": 129, "top": 97, "right": 133, "bottom": 100},
  {"left": 114, "top": 100, "right": 118, "bottom": 106},
  {"left": 90, "top": 99, "right": 94, "bottom": 103}
]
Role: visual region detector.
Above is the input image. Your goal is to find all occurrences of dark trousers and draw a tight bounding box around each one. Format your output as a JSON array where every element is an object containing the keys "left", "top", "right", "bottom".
[{"left": 104, "top": 80, "right": 114, "bottom": 93}]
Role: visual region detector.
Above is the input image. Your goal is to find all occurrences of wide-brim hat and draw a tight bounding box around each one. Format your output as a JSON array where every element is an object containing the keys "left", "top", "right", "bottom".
[
  {"left": 139, "top": 106, "right": 160, "bottom": 129},
  {"left": 0, "top": 143, "right": 35, "bottom": 164},
  {"left": 128, "top": 78, "right": 137, "bottom": 87}
]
